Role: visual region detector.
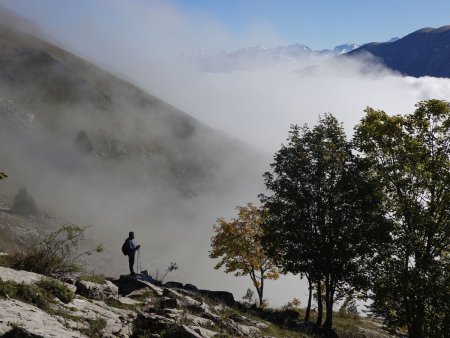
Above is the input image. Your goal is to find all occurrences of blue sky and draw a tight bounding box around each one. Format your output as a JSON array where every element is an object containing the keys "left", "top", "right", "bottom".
[
  {"left": 2, "top": 0, "right": 450, "bottom": 50},
  {"left": 170, "top": 0, "right": 450, "bottom": 49}
]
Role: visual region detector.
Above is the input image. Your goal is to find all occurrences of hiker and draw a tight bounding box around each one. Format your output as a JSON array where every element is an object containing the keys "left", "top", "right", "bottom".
[{"left": 123, "top": 231, "right": 140, "bottom": 276}]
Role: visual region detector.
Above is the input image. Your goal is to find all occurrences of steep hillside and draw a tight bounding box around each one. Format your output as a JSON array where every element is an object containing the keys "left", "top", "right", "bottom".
[
  {"left": 0, "top": 4, "right": 264, "bottom": 199},
  {"left": 0, "top": 5, "right": 266, "bottom": 283},
  {"left": 348, "top": 26, "right": 450, "bottom": 77}
]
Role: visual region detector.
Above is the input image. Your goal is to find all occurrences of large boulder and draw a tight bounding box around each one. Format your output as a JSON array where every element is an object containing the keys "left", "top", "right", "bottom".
[
  {"left": 198, "top": 290, "right": 235, "bottom": 306},
  {"left": 0, "top": 298, "right": 86, "bottom": 337},
  {"left": 75, "top": 279, "right": 118, "bottom": 300},
  {"left": 67, "top": 298, "right": 134, "bottom": 338},
  {"left": 116, "top": 274, "right": 163, "bottom": 296},
  {"left": 0, "top": 266, "right": 43, "bottom": 284}
]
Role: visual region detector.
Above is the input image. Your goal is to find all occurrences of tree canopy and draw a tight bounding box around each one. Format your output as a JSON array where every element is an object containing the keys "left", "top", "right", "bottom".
[
  {"left": 354, "top": 100, "right": 450, "bottom": 337},
  {"left": 209, "top": 203, "right": 279, "bottom": 307},
  {"left": 261, "top": 114, "right": 390, "bottom": 328}
]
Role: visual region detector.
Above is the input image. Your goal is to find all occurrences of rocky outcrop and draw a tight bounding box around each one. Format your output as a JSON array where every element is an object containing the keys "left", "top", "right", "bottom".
[
  {"left": 0, "top": 268, "right": 280, "bottom": 337},
  {"left": 1, "top": 267, "right": 386, "bottom": 338},
  {"left": 0, "top": 298, "right": 86, "bottom": 337},
  {"left": 75, "top": 279, "right": 119, "bottom": 301}
]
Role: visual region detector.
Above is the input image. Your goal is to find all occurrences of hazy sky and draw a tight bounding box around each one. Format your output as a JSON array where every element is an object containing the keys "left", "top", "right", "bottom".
[{"left": 3, "top": 0, "right": 450, "bottom": 50}]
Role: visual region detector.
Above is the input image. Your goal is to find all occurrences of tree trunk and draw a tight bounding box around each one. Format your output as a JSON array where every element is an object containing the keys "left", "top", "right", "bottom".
[
  {"left": 407, "top": 306, "right": 425, "bottom": 338},
  {"left": 304, "top": 277, "right": 312, "bottom": 322},
  {"left": 323, "top": 281, "right": 334, "bottom": 329},
  {"left": 257, "top": 287, "right": 263, "bottom": 307},
  {"left": 316, "top": 280, "right": 323, "bottom": 326}
]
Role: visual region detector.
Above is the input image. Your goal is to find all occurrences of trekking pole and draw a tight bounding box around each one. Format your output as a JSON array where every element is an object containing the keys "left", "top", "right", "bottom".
[{"left": 137, "top": 248, "right": 142, "bottom": 274}]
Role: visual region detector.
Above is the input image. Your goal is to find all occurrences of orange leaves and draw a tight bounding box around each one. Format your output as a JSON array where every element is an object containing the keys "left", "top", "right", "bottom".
[{"left": 209, "top": 203, "right": 280, "bottom": 293}]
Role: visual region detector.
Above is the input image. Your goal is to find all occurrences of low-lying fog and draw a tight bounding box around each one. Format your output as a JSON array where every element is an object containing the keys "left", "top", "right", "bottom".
[{"left": 2, "top": 0, "right": 450, "bottom": 307}]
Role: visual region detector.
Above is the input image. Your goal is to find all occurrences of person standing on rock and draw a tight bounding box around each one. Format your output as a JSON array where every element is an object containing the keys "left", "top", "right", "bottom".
[{"left": 125, "top": 231, "right": 140, "bottom": 276}]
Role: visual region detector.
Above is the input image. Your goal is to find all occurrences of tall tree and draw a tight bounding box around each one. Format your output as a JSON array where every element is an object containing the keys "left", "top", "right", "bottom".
[
  {"left": 261, "top": 114, "right": 389, "bottom": 329},
  {"left": 354, "top": 100, "right": 450, "bottom": 338},
  {"left": 209, "top": 203, "right": 280, "bottom": 307}
]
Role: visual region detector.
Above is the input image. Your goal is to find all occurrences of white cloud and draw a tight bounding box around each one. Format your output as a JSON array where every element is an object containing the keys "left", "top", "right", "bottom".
[{"left": 2, "top": 0, "right": 450, "bottom": 307}]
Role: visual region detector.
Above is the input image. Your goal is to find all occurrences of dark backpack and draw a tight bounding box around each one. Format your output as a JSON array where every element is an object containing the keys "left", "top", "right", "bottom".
[{"left": 121, "top": 238, "right": 131, "bottom": 256}]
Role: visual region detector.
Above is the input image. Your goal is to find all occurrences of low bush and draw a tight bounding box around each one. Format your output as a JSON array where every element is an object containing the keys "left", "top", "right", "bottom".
[
  {"left": 80, "top": 317, "right": 107, "bottom": 338},
  {"left": 36, "top": 278, "right": 74, "bottom": 304},
  {"left": 8, "top": 224, "right": 103, "bottom": 277},
  {"left": 0, "top": 278, "right": 52, "bottom": 311}
]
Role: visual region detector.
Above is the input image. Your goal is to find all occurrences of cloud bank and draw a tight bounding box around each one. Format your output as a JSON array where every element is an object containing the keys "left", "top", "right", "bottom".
[{"left": 2, "top": 0, "right": 450, "bottom": 307}]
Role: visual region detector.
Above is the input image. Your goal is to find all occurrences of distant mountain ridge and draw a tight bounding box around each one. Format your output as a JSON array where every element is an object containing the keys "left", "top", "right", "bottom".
[
  {"left": 348, "top": 25, "right": 450, "bottom": 77},
  {"left": 186, "top": 41, "right": 365, "bottom": 72}
]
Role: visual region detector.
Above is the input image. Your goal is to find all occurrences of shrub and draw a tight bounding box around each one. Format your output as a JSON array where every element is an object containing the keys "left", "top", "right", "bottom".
[
  {"left": 11, "top": 187, "right": 38, "bottom": 215},
  {"left": 0, "top": 278, "right": 52, "bottom": 311},
  {"left": 36, "top": 278, "right": 74, "bottom": 304},
  {"left": 9, "top": 224, "right": 103, "bottom": 277},
  {"left": 80, "top": 317, "right": 106, "bottom": 338}
]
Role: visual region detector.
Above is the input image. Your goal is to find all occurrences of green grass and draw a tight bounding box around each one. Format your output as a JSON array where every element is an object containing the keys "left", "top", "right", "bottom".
[
  {"left": 36, "top": 278, "right": 74, "bottom": 304},
  {"left": 79, "top": 317, "right": 107, "bottom": 338},
  {"left": 0, "top": 277, "right": 54, "bottom": 311},
  {"left": 79, "top": 274, "right": 107, "bottom": 285},
  {"left": 104, "top": 297, "right": 137, "bottom": 310}
]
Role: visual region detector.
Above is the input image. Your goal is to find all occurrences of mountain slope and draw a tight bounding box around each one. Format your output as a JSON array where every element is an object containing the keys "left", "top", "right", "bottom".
[
  {"left": 0, "top": 4, "right": 262, "bottom": 197},
  {"left": 348, "top": 26, "right": 450, "bottom": 78},
  {"left": 0, "top": 5, "right": 266, "bottom": 284}
]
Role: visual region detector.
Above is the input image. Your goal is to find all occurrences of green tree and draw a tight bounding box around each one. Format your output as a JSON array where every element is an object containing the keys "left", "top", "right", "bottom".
[
  {"left": 209, "top": 203, "right": 280, "bottom": 307},
  {"left": 261, "top": 114, "right": 389, "bottom": 329},
  {"left": 354, "top": 100, "right": 450, "bottom": 338},
  {"left": 12, "top": 187, "right": 38, "bottom": 215}
]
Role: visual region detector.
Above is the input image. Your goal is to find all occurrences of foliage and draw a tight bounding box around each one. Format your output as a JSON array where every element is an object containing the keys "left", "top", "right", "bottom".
[
  {"left": 241, "top": 288, "right": 256, "bottom": 307},
  {"left": 11, "top": 187, "right": 38, "bottom": 215},
  {"left": 9, "top": 224, "right": 103, "bottom": 277},
  {"left": 280, "top": 298, "right": 302, "bottom": 315},
  {"left": 36, "top": 278, "right": 75, "bottom": 304},
  {"left": 154, "top": 262, "right": 179, "bottom": 283},
  {"left": 0, "top": 278, "right": 54, "bottom": 311},
  {"left": 354, "top": 100, "right": 450, "bottom": 338},
  {"left": 79, "top": 317, "right": 107, "bottom": 338},
  {"left": 0, "top": 171, "right": 7, "bottom": 180},
  {"left": 339, "top": 295, "right": 358, "bottom": 315},
  {"left": 104, "top": 297, "right": 136, "bottom": 310},
  {"left": 210, "top": 203, "right": 280, "bottom": 306},
  {"left": 261, "top": 114, "right": 390, "bottom": 328}
]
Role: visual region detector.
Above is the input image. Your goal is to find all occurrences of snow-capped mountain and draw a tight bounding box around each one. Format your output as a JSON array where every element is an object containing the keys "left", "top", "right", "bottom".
[{"left": 186, "top": 42, "right": 361, "bottom": 72}]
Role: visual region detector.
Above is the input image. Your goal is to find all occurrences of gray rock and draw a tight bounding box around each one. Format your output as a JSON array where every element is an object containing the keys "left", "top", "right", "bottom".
[
  {"left": 0, "top": 266, "right": 76, "bottom": 292},
  {"left": 0, "top": 299, "right": 86, "bottom": 337},
  {"left": 67, "top": 298, "right": 134, "bottom": 338},
  {"left": 0, "top": 266, "right": 43, "bottom": 284},
  {"left": 75, "top": 279, "right": 118, "bottom": 300},
  {"left": 198, "top": 290, "right": 235, "bottom": 306},
  {"left": 116, "top": 274, "right": 163, "bottom": 296}
]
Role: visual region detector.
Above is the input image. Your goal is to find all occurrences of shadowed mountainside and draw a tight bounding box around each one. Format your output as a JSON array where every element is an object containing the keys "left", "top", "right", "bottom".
[{"left": 348, "top": 26, "right": 450, "bottom": 78}]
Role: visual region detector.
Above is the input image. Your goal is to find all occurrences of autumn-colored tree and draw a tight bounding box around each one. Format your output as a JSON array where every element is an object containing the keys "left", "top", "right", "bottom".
[{"left": 209, "top": 203, "right": 279, "bottom": 307}]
